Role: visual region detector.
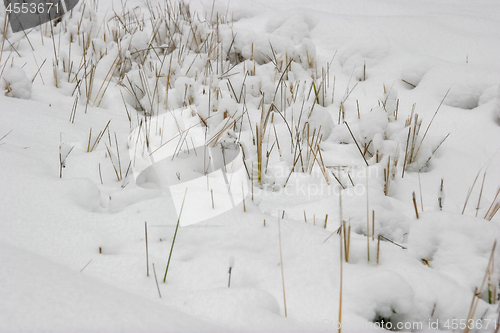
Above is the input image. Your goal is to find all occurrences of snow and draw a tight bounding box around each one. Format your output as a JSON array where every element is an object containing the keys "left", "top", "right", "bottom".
[
  {"left": 0, "top": 0, "right": 499, "bottom": 332},
  {"left": 1, "top": 65, "right": 32, "bottom": 100},
  {"left": 0, "top": 240, "right": 220, "bottom": 333}
]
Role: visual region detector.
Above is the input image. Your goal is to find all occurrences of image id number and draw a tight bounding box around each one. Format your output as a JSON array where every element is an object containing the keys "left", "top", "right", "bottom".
[{"left": 5, "top": 1, "right": 60, "bottom": 15}]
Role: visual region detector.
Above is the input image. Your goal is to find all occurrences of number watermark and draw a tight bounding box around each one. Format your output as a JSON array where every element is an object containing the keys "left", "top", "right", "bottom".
[
  {"left": 3, "top": 0, "right": 80, "bottom": 33},
  {"left": 306, "top": 318, "right": 498, "bottom": 331}
]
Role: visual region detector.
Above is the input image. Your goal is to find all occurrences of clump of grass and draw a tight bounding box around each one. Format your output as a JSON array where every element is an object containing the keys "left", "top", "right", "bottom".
[
  {"left": 383, "top": 154, "right": 399, "bottom": 196},
  {"left": 51, "top": 0, "right": 337, "bottom": 191},
  {"left": 87, "top": 120, "right": 111, "bottom": 153},
  {"left": 402, "top": 105, "right": 421, "bottom": 174},
  {"left": 255, "top": 102, "right": 272, "bottom": 183},
  {"left": 104, "top": 132, "right": 124, "bottom": 182},
  {"left": 380, "top": 84, "right": 399, "bottom": 121},
  {"left": 399, "top": 97, "right": 450, "bottom": 175},
  {"left": 464, "top": 241, "right": 497, "bottom": 333}
]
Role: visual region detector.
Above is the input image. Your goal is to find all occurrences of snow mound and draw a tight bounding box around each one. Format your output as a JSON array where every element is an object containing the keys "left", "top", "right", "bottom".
[
  {"left": 346, "top": 268, "right": 416, "bottom": 326},
  {"left": 416, "top": 63, "right": 498, "bottom": 110},
  {"left": 359, "top": 106, "right": 388, "bottom": 142},
  {"left": 400, "top": 57, "right": 436, "bottom": 89},
  {"left": 0, "top": 241, "right": 219, "bottom": 333},
  {"left": 408, "top": 212, "right": 499, "bottom": 294},
  {"left": 1, "top": 65, "right": 32, "bottom": 100}
]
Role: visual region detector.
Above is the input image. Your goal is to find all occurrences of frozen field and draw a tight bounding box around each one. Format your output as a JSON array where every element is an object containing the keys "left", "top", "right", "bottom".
[{"left": 0, "top": 0, "right": 499, "bottom": 332}]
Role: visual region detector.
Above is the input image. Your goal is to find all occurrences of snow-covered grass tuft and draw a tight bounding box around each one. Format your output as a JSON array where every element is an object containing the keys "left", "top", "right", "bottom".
[{"left": 1, "top": 64, "right": 32, "bottom": 99}]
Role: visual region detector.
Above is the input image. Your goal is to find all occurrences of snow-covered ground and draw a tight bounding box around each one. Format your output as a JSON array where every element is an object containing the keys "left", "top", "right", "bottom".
[{"left": 1, "top": 0, "right": 499, "bottom": 332}]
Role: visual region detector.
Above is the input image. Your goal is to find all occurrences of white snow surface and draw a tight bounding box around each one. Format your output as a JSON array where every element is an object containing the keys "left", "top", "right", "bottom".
[{"left": 0, "top": 0, "right": 499, "bottom": 332}]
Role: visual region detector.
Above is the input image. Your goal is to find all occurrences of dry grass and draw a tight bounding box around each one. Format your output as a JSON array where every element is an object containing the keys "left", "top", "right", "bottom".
[
  {"left": 464, "top": 241, "right": 497, "bottom": 333},
  {"left": 278, "top": 213, "right": 287, "bottom": 317},
  {"left": 2, "top": 2, "right": 497, "bottom": 329}
]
